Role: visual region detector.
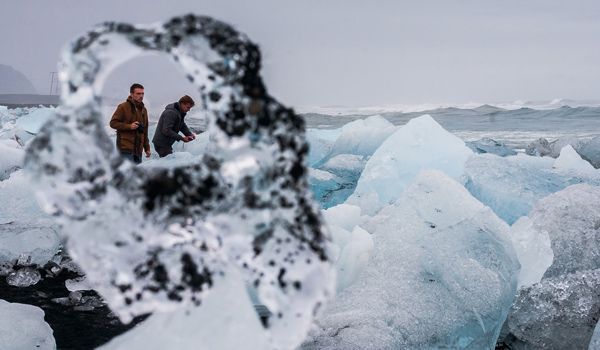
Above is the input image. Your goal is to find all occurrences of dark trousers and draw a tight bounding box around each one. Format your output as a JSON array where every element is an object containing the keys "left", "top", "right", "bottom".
[
  {"left": 120, "top": 151, "right": 142, "bottom": 164},
  {"left": 155, "top": 146, "right": 173, "bottom": 158}
]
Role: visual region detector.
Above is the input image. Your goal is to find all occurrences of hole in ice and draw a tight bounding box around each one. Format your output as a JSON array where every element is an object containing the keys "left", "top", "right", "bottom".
[{"left": 24, "top": 14, "right": 335, "bottom": 348}]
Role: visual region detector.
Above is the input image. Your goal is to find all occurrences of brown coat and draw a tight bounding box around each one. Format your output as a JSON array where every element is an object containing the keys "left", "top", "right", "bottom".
[{"left": 109, "top": 97, "right": 150, "bottom": 155}]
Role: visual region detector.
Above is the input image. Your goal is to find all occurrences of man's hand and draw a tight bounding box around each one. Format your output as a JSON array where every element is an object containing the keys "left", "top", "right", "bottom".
[
  {"left": 188, "top": 133, "right": 196, "bottom": 140},
  {"left": 145, "top": 150, "right": 151, "bottom": 158},
  {"left": 130, "top": 121, "right": 140, "bottom": 130},
  {"left": 182, "top": 136, "right": 191, "bottom": 143}
]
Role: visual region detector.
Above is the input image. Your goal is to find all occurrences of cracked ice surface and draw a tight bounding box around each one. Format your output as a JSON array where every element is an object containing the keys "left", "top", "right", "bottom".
[
  {"left": 24, "top": 14, "right": 334, "bottom": 349},
  {"left": 306, "top": 171, "right": 519, "bottom": 349},
  {"left": 502, "top": 184, "right": 600, "bottom": 349}
]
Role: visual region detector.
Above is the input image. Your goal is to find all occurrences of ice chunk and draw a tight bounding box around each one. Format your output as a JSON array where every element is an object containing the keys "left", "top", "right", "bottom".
[
  {"left": 464, "top": 153, "right": 588, "bottom": 224},
  {"left": 311, "top": 154, "right": 367, "bottom": 208},
  {"left": 0, "top": 300, "right": 56, "bottom": 350},
  {"left": 15, "top": 107, "right": 55, "bottom": 134},
  {"left": 579, "top": 136, "right": 600, "bottom": 168},
  {"left": 590, "top": 320, "right": 600, "bottom": 350},
  {"left": 0, "top": 139, "right": 24, "bottom": 180},
  {"left": 504, "top": 269, "right": 600, "bottom": 350},
  {"left": 327, "top": 115, "right": 396, "bottom": 160},
  {"left": 323, "top": 204, "right": 363, "bottom": 232},
  {"left": 0, "top": 170, "right": 53, "bottom": 225},
  {"left": 530, "top": 184, "right": 600, "bottom": 278},
  {"left": 25, "top": 15, "right": 334, "bottom": 349},
  {"left": 553, "top": 145, "right": 597, "bottom": 175},
  {"left": 6, "top": 267, "right": 42, "bottom": 287},
  {"left": 466, "top": 137, "right": 517, "bottom": 157},
  {"left": 525, "top": 137, "right": 552, "bottom": 156},
  {"left": 307, "top": 171, "right": 519, "bottom": 349},
  {"left": 0, "top": 226, "right": 60, "bottom": 267},
  {"left": 306, "top": 128, "right": 342, "bottom": 166},
  {"left": 323, "top": 204, "right": 373, "bottom": 292},
  {"left": 99, "top": 268, "right": 270, "bottom": 350},
  {"left": 509, "top": 217, "right": 553, "bottom": 287},
  {"left": 348, "top": 115, "right": 473, "bottom": 215}
]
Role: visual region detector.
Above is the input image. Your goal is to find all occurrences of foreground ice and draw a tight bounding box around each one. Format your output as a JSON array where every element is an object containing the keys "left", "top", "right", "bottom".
[
  {"left": 502, "top": 184, "right": 600, "bottom": 349},
  {"left": 348, "top": 115, "right": 473, "bottom": 215},
  {"left": 25, "top": 15, "right": 334, "bottom": 349},
  {"left": 306, "top": 171, "right": 519, "bottom": 349},
  {"left": 0, "top": 299, "right": 56, "bottom": 350},
  {"left": 100, "top": 267, "right": 270, "bottom": 350}
]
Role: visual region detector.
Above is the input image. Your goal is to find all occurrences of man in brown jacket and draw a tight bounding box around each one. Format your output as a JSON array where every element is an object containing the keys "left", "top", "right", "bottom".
[{"left": 109, "top": 83, "right": 151, "bottom": 164}]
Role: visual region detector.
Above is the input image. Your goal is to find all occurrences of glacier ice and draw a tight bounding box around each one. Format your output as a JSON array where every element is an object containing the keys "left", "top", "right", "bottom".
[
  {"left": 579, "top": 136, "right": 600, "bottom": 168},
  {"left": 553, "top": 144, "right": 597, "bottom": 176},
  {"left": 0, "top": 138, "right": 24, "bottom": 180},
  {"left": 525, "top": 137, "right": 552, "bottom": 157},
  {"left": 466, "top": 137, "right": 517, "bottom": 157},
  {"left": 6, "top": 267, "right": 42, "bottom": 287},
  {"left": 0, "top": 299, "right": 56, "bottom": 350},
  {"left": 306, "top": 171, "right": 519, "bottom": 349},
  {"left": 508, "top": 216, "right": 553, "bottom": 288},
  {"left": 323, "top": 204, "right": 373, "bottom": 292},
  {"left": 528, "top": 184, "right": 600, "bottom": 278},
  {"left": 99, "top": 267, "right": 270, "bottom": 350},
  {"left": 501, "top": 184, "right": 600, "bottom": 349},
  {"left": 24, "top": 14, "right": 334, "bottom": 349},
  {"left": 325, "top": 115, "right": 396, "bottom": 162},
  {"left": 504, "top": 269, "right": 600, "bottom": 350},
  {"left": 15, "top": 107, "right": 56, "bottom": 135},
  {"left": 306, "top": 128, "right": 342, "bottom": 167},
  {"left": 347, "top": 115, "right": 473, "bottom": 215},
  {"left": 590, "top": 320, "right": 600, "bottom": 350},
  {"left": 463, "top": 153, "right": 597, "bottom": 224},
  {"left": 310, "top": 154, "right": 366, "bottom": 208}
]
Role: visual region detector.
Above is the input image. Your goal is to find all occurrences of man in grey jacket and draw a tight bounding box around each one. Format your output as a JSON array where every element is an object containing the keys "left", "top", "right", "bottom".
[{"left": 152, "top": 95, "right": 196, "bottom": 157}]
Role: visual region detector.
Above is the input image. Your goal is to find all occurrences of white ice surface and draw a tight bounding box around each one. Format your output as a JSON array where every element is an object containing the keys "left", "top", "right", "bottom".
[
  {"left": 347, "top": 115, "right": 473, "bottom": 215},
  {"left": 99, "top": 268, "right": 270, "bottom": 350},
  {"left": 553, "top": 144, "right": 597, "bottom": 175},
  {"left": 0, "top": 299, "right": 56, "bottom": 350}
]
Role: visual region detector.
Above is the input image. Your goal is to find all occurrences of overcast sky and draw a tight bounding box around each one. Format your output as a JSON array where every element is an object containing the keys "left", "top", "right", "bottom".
[{"left": 1, "top": 0, "right": 599, "bottom": 108}]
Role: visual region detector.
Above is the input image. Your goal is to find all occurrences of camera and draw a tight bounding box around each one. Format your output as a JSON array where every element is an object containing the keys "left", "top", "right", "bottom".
[{"left": 136, "top": 122, "right": 145, "bottom": 133}]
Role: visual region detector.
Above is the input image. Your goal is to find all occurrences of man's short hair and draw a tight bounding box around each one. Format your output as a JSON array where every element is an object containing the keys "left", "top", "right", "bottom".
[
  {"left": 179, "top": 95, "right": 195, "bottom": 106},
  {"left": 130, "top": 83, "right": 144, "bottom": 93}
]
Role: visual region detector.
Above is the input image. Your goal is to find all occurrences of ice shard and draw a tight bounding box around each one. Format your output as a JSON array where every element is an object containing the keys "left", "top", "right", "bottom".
[{"left": 24, "top": 14, "right": 334, "bottom": 349}]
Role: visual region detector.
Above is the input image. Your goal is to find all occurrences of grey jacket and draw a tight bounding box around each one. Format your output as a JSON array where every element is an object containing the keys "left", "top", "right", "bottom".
[{"left": 152, "top": 102, "right": 192, "bottom": 150}]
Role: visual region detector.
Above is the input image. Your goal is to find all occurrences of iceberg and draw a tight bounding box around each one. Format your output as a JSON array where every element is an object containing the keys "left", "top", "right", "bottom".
[
  {"left": 0, "top": 299, "right": 56, "bottom": 350},
  {"left": 307, "top": 171, "right": 519, "bottom": 349},
  {"left": 15, "top": 107, "right": 56, "bottom": 134},
  {"left": 590, "top": 321, "right": 600, "bottom": 350},
  {"left": 347, "top": 115, "right": 473, "bottom": 215},
  {"left": 310, "top": 154, "right": 367, "bottom": 208},
  {"left": 525, "top": 137, "right": 553, "bottom": 157}
]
